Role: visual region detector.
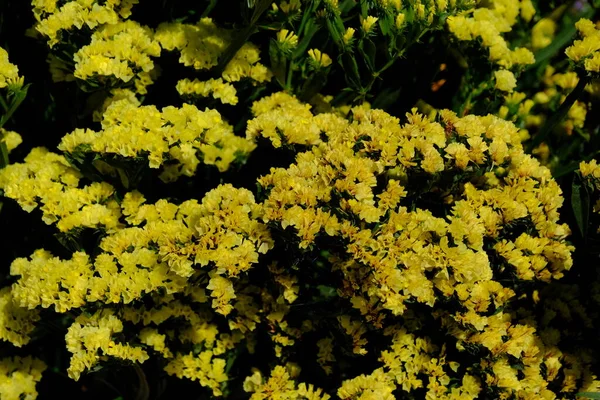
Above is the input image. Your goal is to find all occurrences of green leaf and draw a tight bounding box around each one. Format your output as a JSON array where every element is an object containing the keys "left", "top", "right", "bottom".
[
  {"left": 269, "top": 39, "right": 288, "bottom": 88},
  {"left": 378, "top": 13, "right": 394, "bottom": 37},
  {"left": 316, "top": 285, "right": 337, "bottom": 298},
  {"left": 529, "top": 6, "right": 595, "bottom": 71},
  {"left": 326, "top": 14, "right": 345, "bottom": 46},
  {"left": 116, "top": 168, "right": 130, "bottom": 190},
  {"left": 359, "top": 38, "right": 377, "bottom": 71},
  {"left": 372, "top": 87, "right": 401, "bottom": 110},
  {"left": 293, "top": 18, "right": 318, "bottom": 59},
  {"left": 571, "top": 174, "right": 590, "bottom": 239},
  {"left": 340, "top": 52, "right": 362, "bottom": 89},
  {"left": 577, "top": 393, "right": 600, "bottom": 399},
  {"left": 528, "top": 76, "right": 589, "bottom": 151}
]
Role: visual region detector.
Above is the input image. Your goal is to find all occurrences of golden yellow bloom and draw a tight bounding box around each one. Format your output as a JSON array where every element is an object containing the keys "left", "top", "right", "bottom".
[
  {"left": 73, "top": 21, "right": 161, "bottom": 94},
  {"left": 165, "top": 351, "right": 228, "bottom": 396},
  {"left": 58, "top": 99, "right": 255, "bottom": 177},
  {"left": 156, "top": 19, "right": 272, "bottom": 84},
  {"left": 66, "top": 309, "right": 149, "bottom": 380},
  {"left": 0, "top": 148, "right": 120, "bottom": 231},
  {"left": 395, "top": 13, "right": 406, "bottom": 29},
  {"left": 361, "top": 15, "right": 378, "bottom": 33},
  {"left": 34, "top": 0, "right": 138, "bottom": 47},
  {"left": 0, "top": 47, "right": 19, "bottom": 89},
  {"left": 176, "top": 77, "right": 238, "bottom": 105},
  {"left": 0, "top": 287, "right": 40, "bottom": 347},
  {"left": 308, "top": 48, "right": 333, "bottom": 68},
  {"left": 447, "top": 4, "right": 535, "bottom": 69},
  {"left": 343, "top": 27, "right": 356, "bottom": 44},
  {"left": 277, "top": 29, "right": 299, "bottom": 48},
  {"left": 0, "top": 356, "right": 46, "bottom": 400},
  {"left": 566, "top": 18, "right": 600, "bottom": 74},
  {"left": 0, "top": 129, "right": 23, "bottom": 153},
  {"left": 495, "top": 69, "right": 517, "bottom": 92},
  {"left": 532, "top": 18, "right": 556, "bottom": 50},
  {"left": 581, "top": 159, "right": 600, "bottom": 180},
  {"left": 244, "top": 366, "right": 330, "bottom": 400}
]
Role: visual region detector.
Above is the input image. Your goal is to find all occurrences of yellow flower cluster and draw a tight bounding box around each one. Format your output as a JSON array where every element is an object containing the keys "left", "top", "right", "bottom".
[
  {"left": 176, "top": 77, "right": 238, "bottom": 105},
  {"left": 92, "top": 87, "right": 140, "bottom": 122},
  {"left": 65, "top": 309, "right": 149, "bottom": 380},
  {"left": 5, "top": 182, "right": 272, "bottom": 389},
  {"left": 9, "top": 183, "right": 271, "bottom": 314},
  {"left": 10, "top": 245, "right": 186, "bottom": 312},
  {"left": 494, "top": 69, "right": 517, "bottom": 92},
  {"left": 73, "top": 21, "right": 161, "bottom": 94},
  {"left": 0, "top": 287, "right": 40, "bottom": 347},
  {"left": 531, "top": 18, "right": 557, "bottom": 50},
  {"left": 244, "top": 365, "right": 330, "bottom": 400},
  {"left": 580, "top": 159, "right": 600, "bottom": 184},
  {"left": 58, "top": 98, "right": 255, "bottom": 180},
  {"left": 164, "top": 352, "right": 228, "bottom": 396},
  {"left": 566, "top": 18, "right": 600, "bottom": 74},
  {"left": 0, "top": 147, "right": 121, "bottom": 232},
  {"left": 0, "top": 46, "right": 19, "bottom": 88},
  {"left": 156, "top": 18, "right": 272, "bottom": 83},
  {"left": 307, "top": 49, "right": 332, "bottom": 68},
  {"left": 1, "top": 129, "right": 23, "bottom": 153},
  {"left": 121, "top": 297, "right": 245, "bottom": 395},
  {"left": 533, "top": 281, "right": 600, "bottom": 393},
  {"left": 123, "top": 185, "right": 272, "bottom": 311},
  {"left": 6, "top": 4, "right": 597, "bottom": 398},
  {"left": 250, "top": 94, "right": 580, "bottom": 396},
  {"left": 337, "top": 326, "right": 483, "bottom": 399},
  {"left": 0, "top": 356, "right": 46, "bottom": 400},
  {"left": 246, "top": 92, "right": 348, "bottom": 148},
  {"left": 33, "top": 0, "right": 139, "bottom": 47},
  {"left": 448, "top": 0, "right": 535, "bottom": 92},
  {"left": 364, "top": 0, "right": 476, "bottom": 28},
  {"left": 580, "top": 160, "right": 600, "bottom": 225},
  {"left": 499, "top": 66, "right": 589, "bottom": 142}
]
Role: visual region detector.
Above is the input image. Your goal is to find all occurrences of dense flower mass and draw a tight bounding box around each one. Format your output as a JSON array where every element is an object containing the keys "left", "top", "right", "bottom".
[
  {"left": 57, "top": 97, "right": 256, "bottom": 179},
  {"left": 1, "top": 0, "right": 600, "bottom": 399},
  {"left": 0, "top": 47, "right": 19, "bottom": 88},
  {"left": 566, "top": 18, "right": 600, "bottom": 74}
]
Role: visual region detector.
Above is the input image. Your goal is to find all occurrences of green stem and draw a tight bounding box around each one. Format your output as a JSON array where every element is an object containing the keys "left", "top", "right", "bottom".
[
  {"left": 528, "top": 6, "right": 595, "bottom": 71},
  {"left": 133, "top": 364, "right": 150, "bottom": 400},
  {"left": 285, "top": 61, "right": 295, "bottom": 91},
  {"left": 528, "top": 75, "right": 589, "bottom": 151},
  {"left": 0, "top": 141, "right": 9, "bottom": 169},
  {"left": 0, "top": 95, "right": 8, "bottom": 112},
  {"left": 0, "top": 86, "right": 28, "bottom": 169},
  {"left": 201, "top": 0, "right": 218, "bottom": 17},
  {"left": 213, "top": 0, "right": 271, "bottom": 76},
  {"left": 359, "top": 54, "right": 401, "bottom": 102},
  {"left": 554, "top": 150, "right": 600, "bottom": 178}
]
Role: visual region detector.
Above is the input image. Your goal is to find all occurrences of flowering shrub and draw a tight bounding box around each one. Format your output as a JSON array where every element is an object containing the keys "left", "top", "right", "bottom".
[{"left": 1, "top": 1, "right": 600, "bottom": 399}]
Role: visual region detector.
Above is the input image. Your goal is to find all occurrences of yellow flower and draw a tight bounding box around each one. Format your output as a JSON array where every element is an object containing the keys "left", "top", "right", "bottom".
[
  {"left": 361, "top": 15, "right": 378, "bottom": 33},
  {"left": 0, "top": 287, "right": 40, "bottom": 347},
  {"left": 532, "top": 18, "right": 556, "bottom": 50},
  {"left": 277, "top": 29, "right": 299, "bottom": 48},
  {"left": 0, "top": 47, "right": 19, "bottom": 89},
  {"left": 0, "top": 356, "right": 46, "bottom": 400},
  {"left": 343, "top": 27, "right": 356, "bottom": 44},
  {"left": 566, "top": 18, "right": 600, "bottom": 74},
  {"left": 176, "top": 77, "right": 238, "bottom": 105},
  {"left": 495, "top": 69, "right": 517, "bottom": 92},
  {"left": 165, "top": 351, "right": 228, "bottom": 396},
  {"left": 66, "top": 309, "right": 149, "bottom": 381},
  {"left": 395, "top": 13, "right": 406, "bottom": 29},
  {"left": 308, "top": 48, "right": 333, "bottom": 68}
]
